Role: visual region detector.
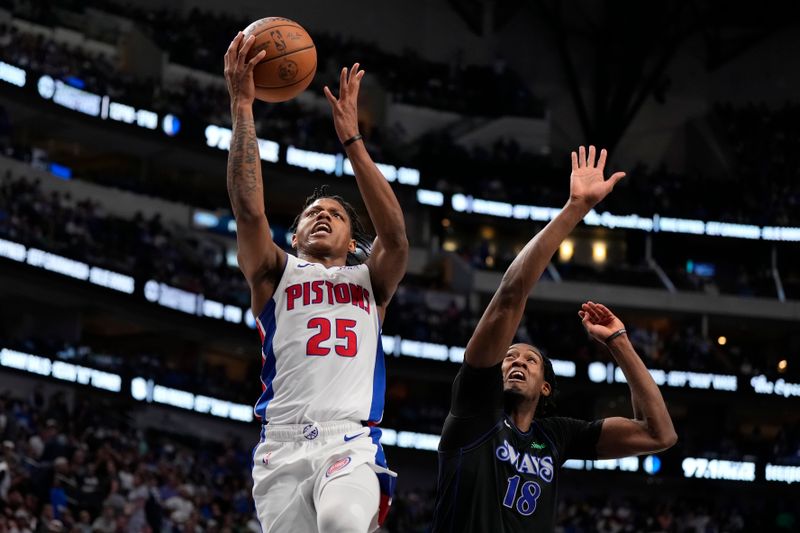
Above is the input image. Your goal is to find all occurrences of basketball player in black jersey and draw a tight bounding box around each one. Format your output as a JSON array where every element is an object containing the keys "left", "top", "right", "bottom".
[{"left": 431, "top": 146, "right": 677, "bottom": 532}]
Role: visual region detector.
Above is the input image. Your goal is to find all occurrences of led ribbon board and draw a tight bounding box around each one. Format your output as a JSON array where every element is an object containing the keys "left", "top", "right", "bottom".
[
  {"left": 450, "top": 193, "right": 800, "bottom": 242},
  {"left": 0, "top": 238, "right": 134, "bottom": 294},
  {"left": 0, "top": 348, "right": 122, "bottom": 392}
]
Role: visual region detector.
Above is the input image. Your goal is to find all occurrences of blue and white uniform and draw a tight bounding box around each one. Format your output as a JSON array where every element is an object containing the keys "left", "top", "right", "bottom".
[{"left": 251, "top": 253, "right": 395, "bottom": 532}]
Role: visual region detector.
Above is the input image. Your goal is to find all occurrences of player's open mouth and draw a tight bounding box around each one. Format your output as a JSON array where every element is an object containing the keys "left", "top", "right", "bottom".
[
  {"left": 507, "top": 370, "right": 526, "bottom": 382},
  {"left": 311, "top": 222, "right": 332, "bottom": 235}
]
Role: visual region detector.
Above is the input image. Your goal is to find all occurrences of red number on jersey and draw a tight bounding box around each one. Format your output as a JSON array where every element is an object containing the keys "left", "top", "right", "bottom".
[
  {"left": 335, "top": 319, "right": 357, "bottom": 357},
  {"left": 306, "top": 318, "right": 358, "bottom": 357},
  {"left": 306, "top": 318, "right": 331, "bottom": 356}
]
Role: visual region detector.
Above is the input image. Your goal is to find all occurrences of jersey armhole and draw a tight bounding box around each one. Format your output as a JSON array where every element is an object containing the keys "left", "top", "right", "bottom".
[{"left": 256, "top": 253, "right": 292, "bottom": 323}]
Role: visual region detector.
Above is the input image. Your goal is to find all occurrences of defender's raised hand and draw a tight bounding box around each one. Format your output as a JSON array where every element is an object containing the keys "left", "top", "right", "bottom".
[
  {"left": 224, "top": 32, "right": 267, "bottom": 107},
  {"left": 579, "top": 301, "right": 626, "bottom": 344},
  {"left": 324, "top": 63, "right": 364, "bottom": 143},
  {"left": 569, "top": 146, "right": 626, "bottom": 209}
]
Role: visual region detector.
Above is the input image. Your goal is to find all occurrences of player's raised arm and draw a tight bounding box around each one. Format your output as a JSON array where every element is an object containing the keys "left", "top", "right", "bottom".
[
  {"left": 224, "top": 32, "right": 285, "bottom": 313},
  {"left": 465, "top": 147, "right": 625, "bottom": 368},
  {"left": 579, "top": 302, "right": 678, "bottom": 458},
  {"left": 324, "top": 64, "right": 409, "bottom": 313}
]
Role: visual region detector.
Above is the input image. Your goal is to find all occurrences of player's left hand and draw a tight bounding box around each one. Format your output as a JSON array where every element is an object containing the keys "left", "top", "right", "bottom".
[
  {"left": 568, "top": 146, "right": 626, "bottom": 209},
  {"left": 324, "top": 63, "right": 364, "bottom": 144},
  {"left": 579, "top": 301, "right": 626, "bottom": 343}
]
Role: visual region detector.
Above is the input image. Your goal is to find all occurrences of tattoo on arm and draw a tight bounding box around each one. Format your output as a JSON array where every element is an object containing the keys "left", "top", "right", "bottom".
[{"left": 226, "top": 108, "right": 263, "bottom": 218}]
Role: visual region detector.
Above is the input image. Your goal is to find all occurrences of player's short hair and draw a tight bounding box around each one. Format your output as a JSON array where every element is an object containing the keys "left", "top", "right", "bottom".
[{"left": 289, "top": 185, "right": 372, "bottom": 265}]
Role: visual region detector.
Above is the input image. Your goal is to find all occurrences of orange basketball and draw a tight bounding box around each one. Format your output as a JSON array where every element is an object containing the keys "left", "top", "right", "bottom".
[{"left": 242, "top": 17, "right": 316, "bottom": 103}]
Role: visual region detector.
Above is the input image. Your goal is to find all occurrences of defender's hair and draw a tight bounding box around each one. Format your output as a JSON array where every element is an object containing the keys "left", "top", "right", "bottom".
[
  {"left": 289, "top": 185, "right": 373, "bottom": 265},
  {"left": 536, "top": 353, "right": 558, "bottom": 418}
]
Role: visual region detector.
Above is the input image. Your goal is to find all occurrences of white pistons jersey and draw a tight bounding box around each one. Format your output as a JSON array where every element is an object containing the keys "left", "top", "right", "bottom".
[{"left": 254, "top": 253, "right": 385, "bottom": 425}]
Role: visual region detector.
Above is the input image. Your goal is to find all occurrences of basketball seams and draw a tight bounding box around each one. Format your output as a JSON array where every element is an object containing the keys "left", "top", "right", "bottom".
[
  {"left": 255, "top": 61, "right": 317, "bottom": 90},
  {"left": 244, "top": 17, "right": 298, "bottom": 33},
  {"left": 245, "top": 23, "right": 314, "bottom": 60},
  {"left": 254, "top": 43, "right": 316, "bottom": 65}
]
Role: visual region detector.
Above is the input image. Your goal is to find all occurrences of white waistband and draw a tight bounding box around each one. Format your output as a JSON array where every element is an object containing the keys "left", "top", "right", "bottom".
[{"left": 263, "top": 420, "right": 363, "bottom": 442}]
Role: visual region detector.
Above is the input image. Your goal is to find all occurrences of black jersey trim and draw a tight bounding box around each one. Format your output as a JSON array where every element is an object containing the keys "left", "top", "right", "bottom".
[{"left": 504, "top": 414, "right": 535, "bottom": 438}]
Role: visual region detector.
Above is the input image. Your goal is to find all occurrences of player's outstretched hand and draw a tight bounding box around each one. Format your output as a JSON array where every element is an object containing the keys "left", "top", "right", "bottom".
[
  {"left": 324, "top": 63, "right": 364, "bottom": 144},
  {"left": 579, "top": 301, "right": 626, "bottom": 344},
  {"left": 224, "top": 31, "right": 266, "bottom": 108},
  {"left": 569, "top": 146, "right": 626, "bottom": 209}
]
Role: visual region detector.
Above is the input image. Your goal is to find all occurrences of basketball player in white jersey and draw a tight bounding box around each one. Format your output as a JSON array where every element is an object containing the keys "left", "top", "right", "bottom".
[{"left": 224, "top": 33, "right": 408, "bottom": 533}]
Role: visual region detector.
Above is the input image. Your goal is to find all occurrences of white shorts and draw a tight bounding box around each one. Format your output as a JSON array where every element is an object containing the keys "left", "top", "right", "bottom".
[{"left": 251, "top": 420, "right": 397, "bottom": 533}]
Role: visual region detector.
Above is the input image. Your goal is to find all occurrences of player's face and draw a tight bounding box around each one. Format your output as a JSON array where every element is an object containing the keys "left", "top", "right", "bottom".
[
  {"left": 501, "top": 343, "right": 551, "bottom": 401},
  {"left": 293, "top": 198, "right": 356, "bottom": 259}
]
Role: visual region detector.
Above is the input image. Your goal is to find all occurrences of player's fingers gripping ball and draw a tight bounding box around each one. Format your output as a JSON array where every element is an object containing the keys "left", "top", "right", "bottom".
[{"left": 243, "top": 17, "right": 317, "bottom": 103}]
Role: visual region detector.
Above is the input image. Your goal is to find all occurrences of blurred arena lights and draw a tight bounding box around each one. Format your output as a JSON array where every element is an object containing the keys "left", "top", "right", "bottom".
[
  {"left": 765, "top": 464, "right": 800, "bottom": 484},
  {"left": 3, "top": 342, "right": 798, "bottom": 470},
  {"left": 558, "top": 239, "right": 574, "bottom": 262},
  {"left": 563, "top": 457, "right": 639, "bottom": 472},
  {"left": 750, "top": 375, "right": 800, "bottom": 398},
  {"left": 9, "top": 236, "right": 800, "bottom": 399},
  {"left": 2, "top": 344, "right": 799, "bottom": 469},
  {"left": 591, "top": 241, "right": 607, "bottom": 263},
  {"left": 450, "top": 193, "right": 800, "bottom": 242},
  {"left": 718, "top": 336, "right": 728, "bottom": 346},
  {"left": 3, "top": 58, "right": 800, "bottom": 246},
  {"left": 778, "top": 359, "right": 788, "bottom": 372},
  {"left": 0, "top": 237, "right": 134, "bottom": 293},
  {"left": 130, "top": 377, "right": 253, "bottom": 422},
  {"left": 681, "top": 457, "right": 756, "bottom": 482},
  {"left": 161, "top": 114, "right": 181, "bottom": 136},
  {"left": 0, "top": 60, "right": 26, "bottom": 87},
  {"left": 643, "top": 455, "right": 661, "bottom": 475},
  {"left": 587, "top": 361, "right": 737, "bottom": 392},
  {"left": 3, "top": 59, "right": 799, "bottom": 245},
  {"left": 416, "top": 189, "right": 444, "bottom": 206},
  {"left": 205, "top": 124, "right": 279, "bottom": 163},
  {"left": 0, "top": 348, "right": 121, "bottom": 392}
]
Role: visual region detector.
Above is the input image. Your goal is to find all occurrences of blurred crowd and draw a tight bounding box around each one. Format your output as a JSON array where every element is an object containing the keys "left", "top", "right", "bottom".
[
  {"left": 0, "top": 337, "right": 260, "bottom": 407},
  {"left": 2, "top": 12, "right": 800, "bottom": 224},
  {"left": 3, "top": 0, "right": 543, "bottom": 118},
  {"left": 4, "top": 325, "right": 800, "bottom": 467},
  {"left": 385, "top": 489, "right": 798, "bottom": 532},
  {"left": 2, "top": 173, "right": 796, "bottom": 383},
  {"left": 0, "top": 391, "right": 258, "bottom": 533},
  {"left": 0, "top": 173, "right": 250, "bottom": 308},
  {"left": 0, "top": 385, "right": 797, "bottom": 533}
]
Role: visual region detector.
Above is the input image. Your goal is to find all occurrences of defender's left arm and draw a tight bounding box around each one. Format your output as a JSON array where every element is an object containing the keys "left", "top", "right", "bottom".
[
  {"left": 580, "top": 302, "right": 678, "bottom": 459},
  {"left": 324, "top": 63, "right": 408, "bottom": 312}
]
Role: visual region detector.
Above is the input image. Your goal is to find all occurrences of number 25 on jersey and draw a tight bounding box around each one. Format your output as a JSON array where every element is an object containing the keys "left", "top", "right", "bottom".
[{"left": 306, "top": 318, "right": 358, "bottom": 357}]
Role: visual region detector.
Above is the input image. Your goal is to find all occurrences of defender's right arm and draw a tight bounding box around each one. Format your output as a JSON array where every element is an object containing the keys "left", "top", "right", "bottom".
[
  {"left": 464, "top": 146, "right": 625, "bottom": 368},
  {"left": 224, "top": 32, "right": 285, "bottom": 313}
]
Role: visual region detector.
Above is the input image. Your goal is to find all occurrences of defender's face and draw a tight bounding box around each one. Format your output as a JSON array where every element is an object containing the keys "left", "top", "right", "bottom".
[
  {"left": 502, "top": 343, "right": 551, "bottom": 401},
  {"left": 293, "top": 198, "right": 356, "bottom": 258}
]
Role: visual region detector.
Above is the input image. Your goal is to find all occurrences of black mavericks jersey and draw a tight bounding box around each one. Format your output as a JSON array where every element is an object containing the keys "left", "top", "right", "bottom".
[{"left": 431, "top": 362, "right": 602, "bottom": 533}]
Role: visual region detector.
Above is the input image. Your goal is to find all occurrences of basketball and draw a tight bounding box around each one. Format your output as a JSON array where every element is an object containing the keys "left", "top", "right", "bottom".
[{"left": 242, "top": 17, "right": 317, "bottom": 103}]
